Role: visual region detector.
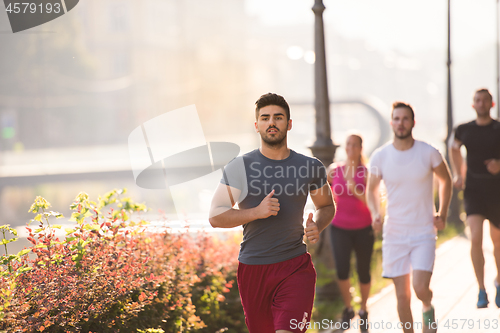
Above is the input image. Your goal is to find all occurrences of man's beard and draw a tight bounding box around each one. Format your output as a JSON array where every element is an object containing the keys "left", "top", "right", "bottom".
[
  {"left": 394, "top": 129, "right": 412, "bottom": 139},
  {"left": 476, "top": 109, "right": 491, "bottom": 118},
  {"left": 261, "top": 129, "right": 287, "bottom": 147}
]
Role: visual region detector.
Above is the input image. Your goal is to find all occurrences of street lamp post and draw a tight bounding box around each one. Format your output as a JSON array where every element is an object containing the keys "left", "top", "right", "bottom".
[
  {"left": 445, "top": 0, "right": 461, "bottom": 225},
  {"left": 309, "top": 0, "right": 338, "bottom": 302},
  {"left": 497, "top": 0, "right": 499, "bottom": 119},
  {"left": 310, "top": 0, "right": 337, "bottom": 166},
  {"left": 446, "top": 0, "right": 453, "bottom": 160}
]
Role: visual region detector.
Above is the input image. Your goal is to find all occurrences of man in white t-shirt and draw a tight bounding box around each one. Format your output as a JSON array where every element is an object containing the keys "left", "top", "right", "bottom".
[{"left": 367, "top": 102, "right": 452, "bottom": 333}]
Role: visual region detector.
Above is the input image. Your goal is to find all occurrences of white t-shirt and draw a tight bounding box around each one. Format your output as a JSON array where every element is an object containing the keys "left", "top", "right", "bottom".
[{"left": 369, "top": 140, "right": 443, "bottom": 240}]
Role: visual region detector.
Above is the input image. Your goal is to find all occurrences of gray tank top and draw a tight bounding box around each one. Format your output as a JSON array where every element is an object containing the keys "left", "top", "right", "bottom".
[{"left": 221, "top": 149, "right": 327, "bottom": 265}]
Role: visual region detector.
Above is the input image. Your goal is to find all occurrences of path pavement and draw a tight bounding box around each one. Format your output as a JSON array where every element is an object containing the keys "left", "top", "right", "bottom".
[{"left": 322, "top": 223, "right": 500, "bottom": 333}]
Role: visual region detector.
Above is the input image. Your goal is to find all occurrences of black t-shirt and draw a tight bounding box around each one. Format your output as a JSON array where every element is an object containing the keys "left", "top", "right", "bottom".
[
  {"left": 454, "top": 119, "right": 500, "bottom": 181},
  {"left": 221, "top": 149, "right": 327, "bottom": 265}
]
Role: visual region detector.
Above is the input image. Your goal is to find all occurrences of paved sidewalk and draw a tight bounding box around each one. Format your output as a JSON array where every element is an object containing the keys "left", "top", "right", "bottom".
[{"left": 323, "top": 224, "right": 500, "bottom": 333}]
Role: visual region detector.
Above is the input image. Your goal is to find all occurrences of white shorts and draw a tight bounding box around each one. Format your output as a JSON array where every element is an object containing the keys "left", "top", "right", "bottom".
[{"left": 382, "top": 236, "right": 436, "bottom": 278}]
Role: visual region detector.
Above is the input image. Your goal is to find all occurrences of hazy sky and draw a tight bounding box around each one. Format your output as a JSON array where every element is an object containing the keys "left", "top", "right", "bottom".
[{"left": 246, "top": 0, "right": 497, "bottom": 58}]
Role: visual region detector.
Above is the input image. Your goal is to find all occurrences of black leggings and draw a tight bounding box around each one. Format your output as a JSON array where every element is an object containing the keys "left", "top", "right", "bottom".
[{"left": 330, "top": 225, "right": 374, "bottom": 284}]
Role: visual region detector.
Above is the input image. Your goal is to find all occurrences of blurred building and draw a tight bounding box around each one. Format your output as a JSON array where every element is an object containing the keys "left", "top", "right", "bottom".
[
  {"left": 0, "top": 0, "right": 260, "bottom": 152},
  {"left": 0, "top": 0, "right": 493, "bottom": 226}
]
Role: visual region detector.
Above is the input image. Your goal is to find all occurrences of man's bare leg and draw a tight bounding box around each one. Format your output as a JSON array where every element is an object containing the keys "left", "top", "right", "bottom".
[
  {"left": 412, "top": 270, "right": 433, "bottom": 308},
  {"left": 413, "top": 270, "right": 436, "bottom": 333},
  {"left": 490, "top": 223, "right": 500, "bottom": 285},
  {"left": 468, "top": 215, "right": 486, "bottom": 289},
  {"left": 393, "top": 274, "right": 414, "bottom": 333},
  {"left": 490, "top": 222, "right": 500, "bottom": 307}
]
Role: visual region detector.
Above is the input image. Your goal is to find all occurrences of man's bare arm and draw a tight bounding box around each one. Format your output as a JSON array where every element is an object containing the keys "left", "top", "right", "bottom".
[
  {"left": 208, "top": 184, "right": 279, "bottom": 228},
  {"left": 304, "top": 183, "right": 335, "bottom": 244},
  {"left": 309, "top": 183, "right": 336, "bottom": 233},
  {"left": 326, "top": 163, "right": 337, "bottom": 184},
  {"left": 450, "top": 138, "right": 464, "bottom": 188},
  {"left": 366, "top": 173, "right": 383, "bottom": 232},
  {"left": 433, "top": 160, "right": 453, "bottom": 230}
]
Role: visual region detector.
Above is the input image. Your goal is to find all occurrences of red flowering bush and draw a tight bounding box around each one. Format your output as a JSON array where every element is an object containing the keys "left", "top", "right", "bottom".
[{"left": 0, "top": 189, "right": 245, "bottom": 333}]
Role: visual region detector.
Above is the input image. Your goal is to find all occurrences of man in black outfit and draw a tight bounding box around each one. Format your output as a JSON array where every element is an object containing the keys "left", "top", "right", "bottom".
[{"left": 450, "top": 88, "right": 500, "bottom": 308}]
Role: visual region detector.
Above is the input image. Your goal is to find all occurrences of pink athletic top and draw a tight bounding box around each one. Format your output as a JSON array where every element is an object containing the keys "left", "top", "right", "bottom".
[{"left": 330, "top": 164, "right": 372, "bottom": 230}]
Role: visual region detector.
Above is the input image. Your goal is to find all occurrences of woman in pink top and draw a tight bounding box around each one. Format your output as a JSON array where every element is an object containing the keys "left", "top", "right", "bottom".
[{"left": 327, "top": 134, "right": 373, "bottom": 332}]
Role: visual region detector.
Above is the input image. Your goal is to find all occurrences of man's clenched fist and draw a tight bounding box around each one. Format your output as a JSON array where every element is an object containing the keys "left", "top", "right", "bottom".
[
  {"left": 255, "top": 189, "right": 280, "bottom": 219},
  {"left": 372, "top": 215, "right": 382, "bottom": 233},
  {"left": 304, "top": 213, "right": 319, "bottom": 244}
]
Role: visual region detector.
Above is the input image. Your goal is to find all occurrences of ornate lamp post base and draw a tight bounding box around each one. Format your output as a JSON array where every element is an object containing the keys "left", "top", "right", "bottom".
[{"left": 309, "top": 142, "right": 338, "bottom": 168}]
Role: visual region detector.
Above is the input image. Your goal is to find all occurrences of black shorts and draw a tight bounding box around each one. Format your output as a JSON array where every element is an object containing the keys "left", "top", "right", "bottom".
[{"left": 464, "top": 179, "right": 500, "bottom": 229}]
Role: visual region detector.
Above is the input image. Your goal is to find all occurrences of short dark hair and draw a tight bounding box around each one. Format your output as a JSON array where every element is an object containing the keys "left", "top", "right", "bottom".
[
  {"left": 474, "top": 88, "right": 493, "bottom": 101},
  {"left": 255, "top": 93, "right": 290, "bottom": 120},
  {"left": 391, "top": 101, "right": 415, "bottom": 120}
]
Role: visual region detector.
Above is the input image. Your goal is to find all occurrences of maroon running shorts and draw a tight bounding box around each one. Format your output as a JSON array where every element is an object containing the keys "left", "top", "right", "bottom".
[{"left": 237, "top": 252, "right": 316, "bottom": 333}]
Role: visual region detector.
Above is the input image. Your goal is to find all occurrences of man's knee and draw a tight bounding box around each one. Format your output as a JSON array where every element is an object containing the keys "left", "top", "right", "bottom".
[
  {"left": 490, "top": 225, "right": 500, "bottom": 248},
  {"left": 468, "top": 216, "right": 485, "bottom": 244},
  {"left": 395, "top": 290, "right": 411, "bottom": 305},
  {"left": 413, "top": 283, "right": 431, "bottom": 300}
]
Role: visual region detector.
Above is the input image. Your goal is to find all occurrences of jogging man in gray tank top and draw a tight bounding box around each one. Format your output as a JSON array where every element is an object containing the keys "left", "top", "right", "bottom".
[{"left": 209, "top": 93, "right": 335, "bottom": 333}]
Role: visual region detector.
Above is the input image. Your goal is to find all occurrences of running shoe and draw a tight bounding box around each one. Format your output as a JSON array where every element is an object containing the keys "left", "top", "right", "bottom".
[
  {"left": 341, "top": 307, "right": 355, "bottom": 330},
  {"left": 477, "top": 289, "right": 489, "bottom": 308},
  {"left": 358, "top": 309, "right": 369, "bottom": 333},
  {"left": 495, "top": 279, "right": 500, "bottom": 308},
  {"left": 423, "top": 305, "right": 437, "bottom": 333}
]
